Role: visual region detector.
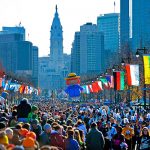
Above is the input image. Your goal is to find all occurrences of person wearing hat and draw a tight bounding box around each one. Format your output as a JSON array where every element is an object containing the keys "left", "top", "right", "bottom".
[
  {"left": 0, "top": 122, "right": 9, "bottom": 146},
  {"left": 122, "top": 118, "right": 134, "bottom": 150},
  {"left": 28, "top": 105, "right": 38, "bottom": 123},
  {"left": 86, "top": 122, "right": 105, "bottom": 150},
  {"left": 17, "top": 98, "right": 31, "bottom": 123},
  {"left": 30, "top": 119, "right": 42, "bottom": 141},
  {"left": 137, "top": 127, "right": 150, "bottom": 150},
  {"left": 40, "top": 123, "right": 51, "bottom": 146},
  {"left": 22, "top": 136, "right": 37, "bottom": 150}
]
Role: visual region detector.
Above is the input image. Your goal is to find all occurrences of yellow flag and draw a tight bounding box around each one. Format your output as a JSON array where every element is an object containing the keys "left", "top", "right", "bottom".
[{"left": 143, "top": 55, "right": 150, "bottom": 84}]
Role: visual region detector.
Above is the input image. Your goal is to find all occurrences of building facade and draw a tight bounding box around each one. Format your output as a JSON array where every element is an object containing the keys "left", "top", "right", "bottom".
[
  {"left": 0, "top": 26, "right": 38, "bottom": 87},
  {"left": 120, "top": 0, "right": 130, "bottom": 49},
  {"left": 39, "top": 5, "right": 70, "bottom": 91},
  {"left": 97, "top": 13, "right": 120, "bottom": 67},
  {"left": 71, "top": 32, "right": 80, "bottom": 75},
  {"left": 71, "top": 23, "right": 104, "bottom": 75},
  {"left": 132, "top": 0, "right": 150, "bottom": 50}
]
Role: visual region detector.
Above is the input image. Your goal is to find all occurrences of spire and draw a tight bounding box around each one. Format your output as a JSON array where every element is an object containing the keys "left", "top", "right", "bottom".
[{"left": 56, "top": 5, "right": 58, "bottom": 13}]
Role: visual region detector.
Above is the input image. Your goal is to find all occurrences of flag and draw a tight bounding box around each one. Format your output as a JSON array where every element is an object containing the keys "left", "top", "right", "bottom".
[
  {"left": 125, "top": 64, "right": 139, "bottom": 86},
  {"left": 0, "top": 78, "right": 2, "bottom": 87},
  {"left": 88, "top": 84, "right": 93, "bottom": 93},
  {"left": 113, "top": 71, "right": 125, "bottom": 90},
  {"left": 97, "top": 81, "right": 103, "bottom": 91},
  {"left": 106, "top": 75, "right": 114, "bottom": 88},
  {"left": 100, "top": 78, "right": 110, "bottom": 89},
  {"left": 2, "top": 78, "right": 5, "bottom": 88},
  {"left": 143, "top": 55, "right": 150, "bottom": 84},
  {"left": 24, "top": 86, "right": 29, "bottom": 94},
  {"left": 19, "top": 85, "right": 25, "bottom": 94},
  {"left": 92, "top": 82, "right": 99, "bottom": 93},
  {"left": 85, "top": 85, "right": 90, "bottom": 94}
]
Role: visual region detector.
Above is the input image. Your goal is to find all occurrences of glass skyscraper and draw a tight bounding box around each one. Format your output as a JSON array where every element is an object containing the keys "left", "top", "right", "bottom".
[
  {"left": 120, "top": 0, "right": 130, "bottom": 49},
  {"left": 132, "top": 0, "right": 150, "bottom": 50}
]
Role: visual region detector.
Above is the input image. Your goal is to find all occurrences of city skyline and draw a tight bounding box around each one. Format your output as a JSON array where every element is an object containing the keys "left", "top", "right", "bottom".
[{"left": 0, "top": 0, "right": 120, "bottom": 57}]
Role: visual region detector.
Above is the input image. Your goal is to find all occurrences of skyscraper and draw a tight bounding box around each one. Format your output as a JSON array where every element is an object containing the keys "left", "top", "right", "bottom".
[
  {"left": 71, "top": 23, "right": 104, "bottom": 75},
  {"left": 120, "top": 0, "right": 130, "bottom": 49},
  {"left": 0, "top": 26, "right": 39, "bottom": 87},
  {"left": 71, "top": 32, "right": 80, "bottom": 75},
  {"left": 97, "top": 13, "right": 119, "bottom": 53},
  {"left": 132, "top": 0, "right": 150, "bottom": 50},
  {"left": 97, "top": 13, "right": 120, "bottom": 67}
]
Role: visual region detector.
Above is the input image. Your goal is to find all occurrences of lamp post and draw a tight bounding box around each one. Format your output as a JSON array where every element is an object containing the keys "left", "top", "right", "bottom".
[
  {"left": 112, "top": 65, "right": 120, "bottom": 105},
  {"left": 121, "top": 56, "right": 132, "bottom": 106},
  {"left": 136, "top": 47, "right": 148, "bottom": 109}
]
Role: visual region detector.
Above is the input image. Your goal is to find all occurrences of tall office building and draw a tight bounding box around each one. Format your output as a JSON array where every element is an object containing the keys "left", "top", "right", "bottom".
[
  {"left": 97, "top": 13, "right": 119, "bottom": 53},
  {"left": 71, "top": 32, "right": 80, "bottom": 75},
  {"left": 2, "top": 26, "right": 25, "bottom": 41},
  {"left": 120, "top": 0, "right": 130, "bottom": 49},
  {"left": 0, "top": 26, "right": 38, "bottom": 87},
  {"left": 71, "top": 23, "right": 104, "bottom": 75},
  {"left": 132, "top": 0, "right": 150, "bottom": 50},
  {"left": 97, "top": 13, "right": 119, "bottom": 67}
]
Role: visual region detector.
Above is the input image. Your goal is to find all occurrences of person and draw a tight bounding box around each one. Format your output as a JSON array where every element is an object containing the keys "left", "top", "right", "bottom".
[
  {"left": 65, "top": 129, "right": 80, "bottom": 150},
  {"left": 122, "top": 118, "right": 134, "bottom": 150},
  {"left": 5, "top": 128, "right": 13, "bottom": 144},
  {"left": 40, "top": 123, "right": 51, "bottom": 146},
  {"left": 17, "top": 98, "right": 31, "bottom": 123},
  {"left": 74, "top": 129, "right": 85, "bottom": 150},
  {"left": 50, "top": 124, "right": 65, "bottom": 150},
  {"left": 86, "top": 122, "right": 105, "bottom": 150},
  {"left": 31, "top": 119, "right": 42, "bottom": 141},
  {"left": 28, "top": 105, "right": 39, "bottom": 123},
  {"left": 137, "top": 127, "right": 150, "bottom": 150},
  {"left": 112, "top": 126, "right": 125, "bottom": 150},
  {"left": 104, "top": 121, "right": 117, "bottom": 150},
  {"left": 0, "top": 122, "right": 9, "bottom": 147}
]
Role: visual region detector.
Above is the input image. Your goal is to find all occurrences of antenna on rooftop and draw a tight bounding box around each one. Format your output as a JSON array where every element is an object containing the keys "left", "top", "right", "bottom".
[{"left": 114, "top": 1, "right": 116, "bottom": 13}]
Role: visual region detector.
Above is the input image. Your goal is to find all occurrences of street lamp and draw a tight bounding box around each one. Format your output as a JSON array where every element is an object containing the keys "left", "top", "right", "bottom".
[
  {"left": 121, "top": 56, "right": 132, "bottom": 106},
  {"left": 135, "top": 47, "right": 148, "bottom": 109}
]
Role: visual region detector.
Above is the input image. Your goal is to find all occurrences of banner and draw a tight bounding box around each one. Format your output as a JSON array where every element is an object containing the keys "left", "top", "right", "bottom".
[
  {"left": 143, "top": 55, "right": 150, "bottom": 84},
  {"left": 106, "top": 75, "right": 114, "bottom": 88},
  {"left": 113, "top": 71, "right": 125, "bottom": 90},
  {"left": 125, "top": 64, "right": 139, "bottom": 86}
]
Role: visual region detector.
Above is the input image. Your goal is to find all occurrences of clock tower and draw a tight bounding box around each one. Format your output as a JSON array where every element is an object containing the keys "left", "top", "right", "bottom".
[{"left": 50, "top": 5, "right": 64, "bottom": 71}]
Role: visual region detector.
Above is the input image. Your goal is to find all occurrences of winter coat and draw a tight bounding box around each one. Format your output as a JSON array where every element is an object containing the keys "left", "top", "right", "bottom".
[
  {"left": 86, "top": 128, "right": 105, "bottom": 150},
  {"left": 65, "top": 137, "right": 80, "bottom": 150},
  {"left": 17, "top": 99, "right": 31, "bottom": 118},
  {"left": 50, "top": 131, "right": 65, "bottom": 150}
]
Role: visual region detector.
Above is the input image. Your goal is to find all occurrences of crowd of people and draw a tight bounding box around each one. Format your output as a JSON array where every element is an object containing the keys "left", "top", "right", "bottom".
[{"left": 0, "top": 98, "right": 150, "bottom": 150}]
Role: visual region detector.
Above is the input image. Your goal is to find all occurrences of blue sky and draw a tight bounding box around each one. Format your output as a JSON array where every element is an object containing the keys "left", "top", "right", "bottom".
[{"left": 0, "top": 0, "right": 120, "bottom": 56}]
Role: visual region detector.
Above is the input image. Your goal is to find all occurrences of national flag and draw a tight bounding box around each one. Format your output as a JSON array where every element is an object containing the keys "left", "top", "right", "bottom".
[
  {"left": 9, "top": 83, "right": 16, "bottom": 91},
  {"left": 113, "top": 71, "right": 125, "bottom": 90},
  {"left": 24, "top": 86, "right": 29, "bottom": 94},
  {"left": 19, "top": 85, "right": 25, "bottom": 94},
  {"left": 82, "top": 85, "right": 87, "bottom": 93},
  {"left": 100, "top": 78, "right": 110, "bottom": 89},
  {"left": 92, "top": 82, "right": 99, "bottom": 93},
  {"left": 2, "top": 78, "right": 5, "bottom": 88},
  {"left": 106, "top": 75, "right": 114, "bottom": 88},
  {"left": 125, "top": 64, "right": 139, "bottom": 86},
  {"left": 88, "top": 84, "right": 93, "bottom": 93},
  {"left": 0, "top": 78, "right": 2, "bottom": 87},
  {"left": 85, "top": 85, "right": 90, "bottom": 94},
  {"left": 97, "top": 81, "right": 103, "bottom": 91},
  {"left": 143, "top": 55, "right": 150, "bottom": 84}
]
